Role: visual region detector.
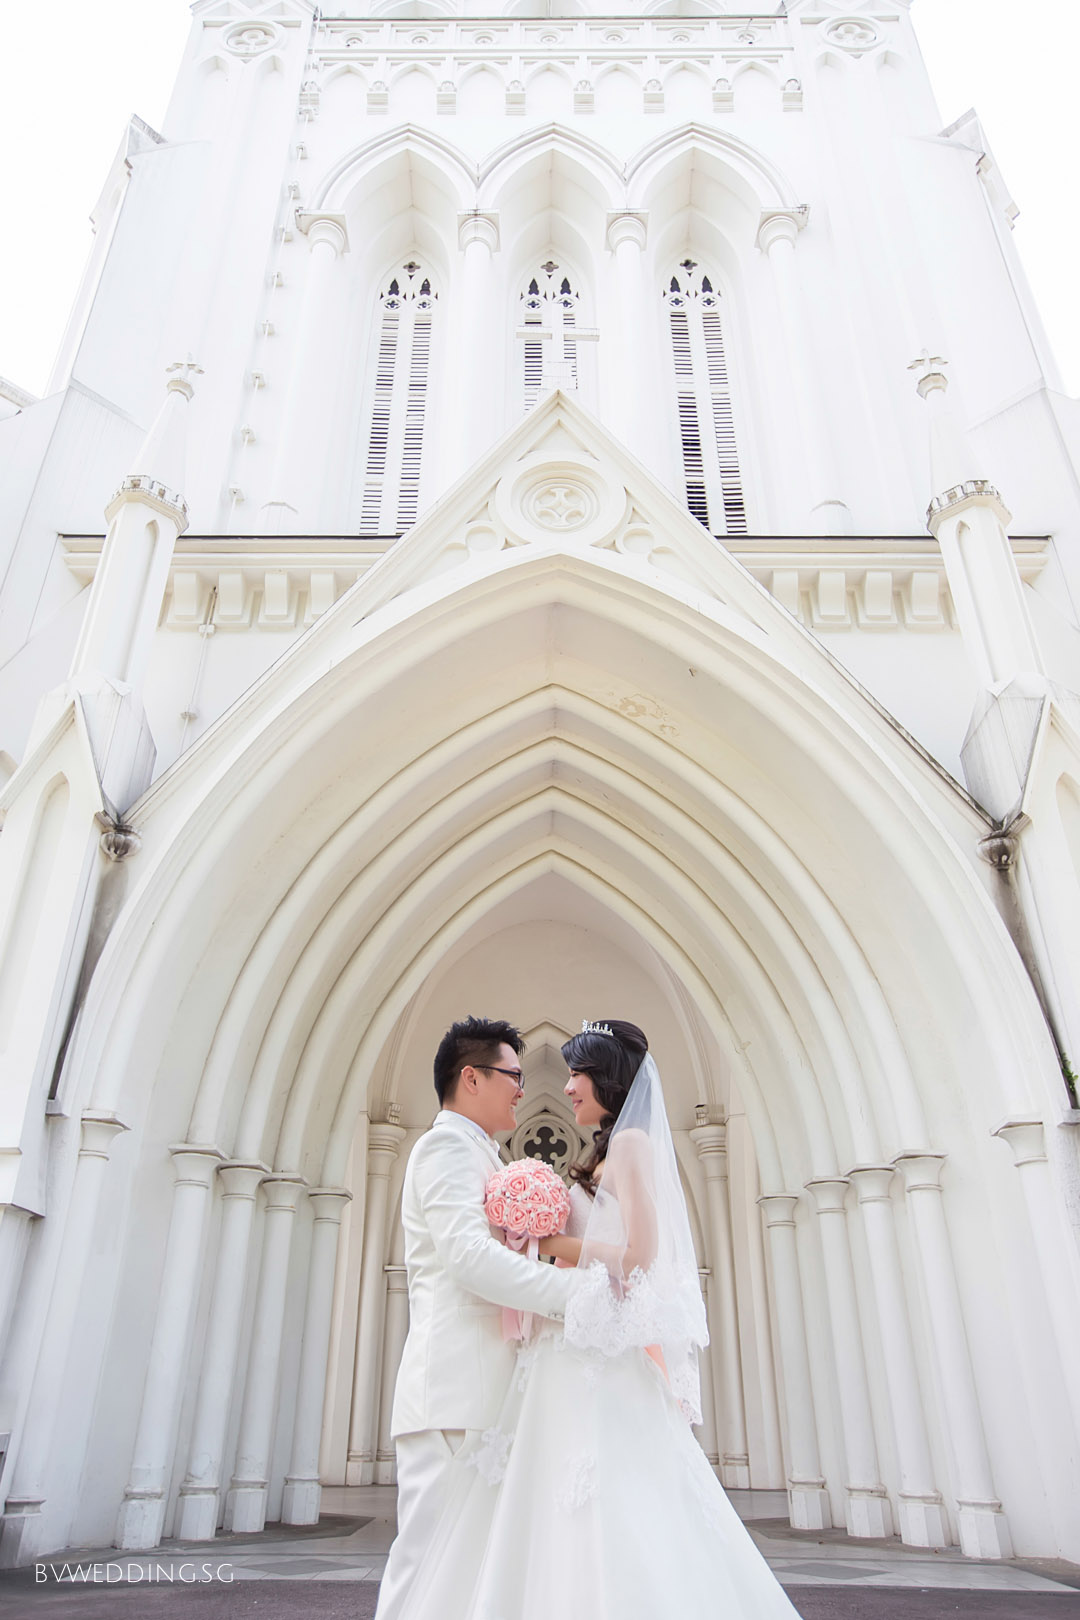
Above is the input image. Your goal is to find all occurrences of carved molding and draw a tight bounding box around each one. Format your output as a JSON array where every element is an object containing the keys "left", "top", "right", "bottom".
[{"left": 61, "top": 533, "right": 1050, "bottom": 636}]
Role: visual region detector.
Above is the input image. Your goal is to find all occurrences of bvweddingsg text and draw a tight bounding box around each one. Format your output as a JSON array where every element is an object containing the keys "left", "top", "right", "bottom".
[{"left": 35, "top": 1562, "right": 234, "bottom": 1584}]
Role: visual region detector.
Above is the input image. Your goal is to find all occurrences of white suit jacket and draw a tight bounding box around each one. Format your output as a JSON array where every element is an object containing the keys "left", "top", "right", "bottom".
[{"left": 390, "top": 1110, "right": 574, "bottom": 1437}]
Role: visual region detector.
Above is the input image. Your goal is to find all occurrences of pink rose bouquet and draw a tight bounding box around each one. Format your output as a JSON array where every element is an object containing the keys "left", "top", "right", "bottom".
[{"left": 484, "top": 1158, "right": 570, "bottom": 1340}]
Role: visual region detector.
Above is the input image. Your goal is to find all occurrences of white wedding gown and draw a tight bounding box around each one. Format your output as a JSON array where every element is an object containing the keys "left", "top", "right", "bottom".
[{"left": 397, "top": 1185, "right": 802, "bottom": 1620}]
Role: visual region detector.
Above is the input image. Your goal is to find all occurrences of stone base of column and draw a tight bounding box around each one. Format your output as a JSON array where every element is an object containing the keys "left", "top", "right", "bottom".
[
  {"left": 845, "top": 1487, "right": 892, "bottom": 1539},
  {"left": 788, "top": 1481, "right": 832, "bottom": 1530},
  {"left": 174, "top": 1487, "right": 220, "bottom": 1541},
  {"left": 0, "top": 1499, "right": 45, "bottom": 1569},
  {"left": 114, "top": 1491, "right": 167, "bottom": 1551},
  {"left": 958, "top": 1501, "right": 1012, "bottom": 1560},
  {"left": 721, "top": 1456, "right": 751, "bottom": 1490},
  {"left": 224, "top": 1484, "right": 267, "bottom": 1534},
  {"left": 281, "top": 1476, "right": 321, "bottom": 1526},
  {"left": 345, "top": 1454, "right": 374, "bottom": 1486},
  {"left": 374, "top": 1453, "right": 397, "bottom": 1486},
  {"left": 897, "top": 1493, "right": 949, "bottom": 1549}
]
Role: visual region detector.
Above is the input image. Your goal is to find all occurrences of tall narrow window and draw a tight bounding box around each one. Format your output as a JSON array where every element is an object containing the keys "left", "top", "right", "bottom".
[
  {"left": 663, "top": 261, "right": 747, "bottom": 535},
  {"left": 518, "top": 260, "right": 581, "bottom": 412},
  {"left": 360, "top": 261, "right": 437, "bottom": 534}
]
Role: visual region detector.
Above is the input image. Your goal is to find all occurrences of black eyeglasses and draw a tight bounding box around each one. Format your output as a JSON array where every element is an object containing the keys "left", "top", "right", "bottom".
[{"left": 473, "top": 1064, "right": 525, "bottom": 1084}]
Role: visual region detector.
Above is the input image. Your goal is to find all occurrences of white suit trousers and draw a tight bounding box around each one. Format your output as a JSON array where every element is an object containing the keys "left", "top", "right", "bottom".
[{"left": 374, "top": 1427, "right": 468, "bottom": 1620}]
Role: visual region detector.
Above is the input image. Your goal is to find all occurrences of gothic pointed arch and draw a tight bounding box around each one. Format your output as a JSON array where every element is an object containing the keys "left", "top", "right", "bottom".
[
  {"left": 626, "top": 122, "right": 800, "bottom": 217},
  {"left": 314, "top": 124, "right": 475, "bottom": 215}
]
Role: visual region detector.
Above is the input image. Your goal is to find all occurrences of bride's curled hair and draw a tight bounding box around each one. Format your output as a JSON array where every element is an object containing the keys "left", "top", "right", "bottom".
[{"left": 562, "top": 1020, "right": 648, "bottom": 1193}]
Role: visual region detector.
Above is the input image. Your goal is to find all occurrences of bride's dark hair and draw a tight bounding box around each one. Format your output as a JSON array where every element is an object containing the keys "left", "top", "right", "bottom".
[{"left": 562, "top": 1020, "right": 649, "bottom": 1193}]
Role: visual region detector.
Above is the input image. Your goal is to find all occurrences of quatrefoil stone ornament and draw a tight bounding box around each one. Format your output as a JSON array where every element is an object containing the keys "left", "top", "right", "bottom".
[
  {"left": 526, "top": 481, "right": 594, "bottom": 531},
  {"left": 226, "top": 23, "right": 276, "bottom": 55},
  {"left": 825, "top": 19, "right": 878, "bottom": 49}
]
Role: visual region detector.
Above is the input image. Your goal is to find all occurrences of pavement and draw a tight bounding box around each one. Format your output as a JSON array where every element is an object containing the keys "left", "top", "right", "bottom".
[{"left": 2, "top": 1486, "right": 1078, "bottom": 1619}]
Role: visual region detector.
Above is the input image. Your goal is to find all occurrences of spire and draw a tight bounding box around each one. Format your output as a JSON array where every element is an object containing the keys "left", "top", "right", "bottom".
[
  {"left": 106, "top": 358, "right": 202, "bottom": 533},
  {"left": 907, "top": 351, "right": 1010, "bottom": 532}
]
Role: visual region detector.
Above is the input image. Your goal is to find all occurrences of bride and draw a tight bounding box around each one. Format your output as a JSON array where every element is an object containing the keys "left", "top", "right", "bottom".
[{"left": 397, "top": 1019, "right": 803, "bottom": 1619}]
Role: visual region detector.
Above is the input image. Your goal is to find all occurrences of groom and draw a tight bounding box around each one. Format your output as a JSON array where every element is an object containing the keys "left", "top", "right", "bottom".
[{"left": 374, "top": 1016, "right": 575, "bottom": 1620}]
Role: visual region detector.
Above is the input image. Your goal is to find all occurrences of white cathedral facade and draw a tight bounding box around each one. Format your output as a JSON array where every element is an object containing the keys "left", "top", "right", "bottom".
[{"left": 2, "top": 0, "right": 1080, "bottom": 1573}]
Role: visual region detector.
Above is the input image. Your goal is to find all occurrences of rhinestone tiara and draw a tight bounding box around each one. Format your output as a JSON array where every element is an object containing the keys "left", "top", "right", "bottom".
[{"left": 581, "top": 1019, "right": 615, "bottom": 1038}]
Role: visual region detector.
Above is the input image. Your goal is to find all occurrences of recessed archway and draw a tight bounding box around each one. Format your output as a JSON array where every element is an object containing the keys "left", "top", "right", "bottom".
[{"left": 18, "top": 516, "right": 1070, "bottom": 1561}]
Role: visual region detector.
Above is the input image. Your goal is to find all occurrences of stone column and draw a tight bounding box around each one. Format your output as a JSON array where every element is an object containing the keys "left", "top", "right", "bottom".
[
  {"left": 757, "top": 209, "right": 848, "bottom": 534},
  {"left": 261, "top": 213, "right": 349, "bottom": 534},
  {"left": 914, "top": 363, "right": 1043, "bottom": 690},
  {"left": 175, "top": 1161, "right": 267, "bottom": 1541},
  {"left": 115, "top": 1145, "right": 225, "bottom": 1549},
  {"left": 605, "top": 211, "right": 655, "bottom": 469},
  {"left": 893, "top": 1153, "right": 1012, "bottom": 1558},
  {"left": 374, "top": 1264, "right": 411, "bottom": 1485},
  {"left": 992, "top": 1121, "right": 1080, "bottom": 1444},
  {"left": 757, "top": 1193, "right": 831, "bottom": 1529},
  {"left": 848, "top": 1166, "right": 948, "bottom": 1548},
  {"left": 346, "top": 1122, "right": 406, "bottom": 1485},
  {"left": 804, "top": 1178, "right": 890, "bottom": 1537},
  {"left": 448, "top": 212, "right": 500, "bottom": 480},
  {"left": 694, "top": 1270, "right": 721, "bottom": 1470},
  {"left": 282, "top": 1187, "right": 353, "bottom": 1525},
  {"left": 691, "top": 1124, "right": 749, "bottom": 1487},
  {"left": 0, "top": 1112, "right": 128, "bottom": 1569},
  {"left": 224, "top": 1174, "right": 306, "bottom": 1533}
]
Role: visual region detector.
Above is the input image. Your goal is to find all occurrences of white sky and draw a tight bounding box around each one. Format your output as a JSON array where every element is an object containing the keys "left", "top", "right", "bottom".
[{"left": 1, "top": 0, "right": 1078, "bottom": 397}]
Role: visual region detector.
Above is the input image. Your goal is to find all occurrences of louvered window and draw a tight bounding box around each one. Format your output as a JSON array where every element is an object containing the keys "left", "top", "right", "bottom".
[
  {"left": 519, "top": 260, "right": 581, "bottom": 412},
  {"left": 663, "top": 262, "right": 747, "bottom": 535},
  {"left": 360, "top": 261, "right": 437, "bottom": 534}
]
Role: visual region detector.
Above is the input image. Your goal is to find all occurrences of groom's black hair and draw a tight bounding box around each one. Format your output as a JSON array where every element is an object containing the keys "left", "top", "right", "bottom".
[{"left": 434, "top": 1016, "right": 525, "bottom": 1105}]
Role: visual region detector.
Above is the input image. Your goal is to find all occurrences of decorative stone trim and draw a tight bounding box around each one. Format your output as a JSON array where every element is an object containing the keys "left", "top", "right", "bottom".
[
  {"left": 61, "top": 532, "right": 1050, "bottom": 635},
  {"left": 98, "top": 818, "right": 141, "bottom": 862},
  {"left": 927, "top": 480, "right": 1005, "bottom": 522},
  {"left": 107, "top": 475, "right": 189, "bottom": 529}
]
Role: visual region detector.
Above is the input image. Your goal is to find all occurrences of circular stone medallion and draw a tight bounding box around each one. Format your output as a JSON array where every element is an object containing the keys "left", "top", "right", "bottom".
[{"left": 522, "top": 478, "right": 597, "bottom": 532}]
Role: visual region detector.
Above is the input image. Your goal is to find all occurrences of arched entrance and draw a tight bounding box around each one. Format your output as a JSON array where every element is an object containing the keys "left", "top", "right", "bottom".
[{"left": 5, "top": 401, "right": 1077, "bottom": 1567}]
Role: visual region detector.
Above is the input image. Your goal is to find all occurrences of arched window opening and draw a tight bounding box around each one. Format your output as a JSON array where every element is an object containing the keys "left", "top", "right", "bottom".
[
  {"left": 360, "top": 261, "right": 437, "bottom": 535},
  {"left": 518, "top": 260, "right": 583, "bottom": 412},
  {"left": 663, "top": 261, "right": 747, "bottom": 535}
]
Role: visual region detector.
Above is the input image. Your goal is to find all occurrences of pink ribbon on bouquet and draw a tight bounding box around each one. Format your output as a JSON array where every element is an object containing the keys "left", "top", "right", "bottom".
[{"left": 501, "top": 1232, "right": 539, "bottom": 1342}]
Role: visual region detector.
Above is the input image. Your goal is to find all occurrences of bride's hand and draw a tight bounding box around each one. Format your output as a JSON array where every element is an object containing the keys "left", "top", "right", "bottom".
[{"left": 537, "top": 1234, "right": 582, "bottom": 1264}]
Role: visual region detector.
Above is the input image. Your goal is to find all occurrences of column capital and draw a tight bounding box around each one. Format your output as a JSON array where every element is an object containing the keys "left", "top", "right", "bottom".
[
  {"left": 79, "top": 1111, "right": 130, "bottom": 1161},
  {"left": 297, "top": 212, "right": 349, "bottom": 256},
  {"left": 690, "top": 1122, "right": 728, "bottom": 1163},
  {"left": 892, "top": 1151, "right": 947, "bottom": 1192},
  {"left": 606, "top": 210, "right": 648, "bottom": 251},
  {"left": 992, "top": 1118, "right": 1048, "bottom": 1166},
  {"left": 168, "top": 1143, "right": 226, "bottom": 1187},
  {"left": 308, "top": 1186, "right": 353, "bottom": 1222},
  {"left": 847, "top": 1164, "right": 896, "bottom": 1202},
  {"left": 804, "top": 1176, "right": 850, "bottom": 1214},
  {"left": 757, "top": 206, "right": 809, "bottom": 254},
  {"left": 757, "top": 1191, "right": 800, "bottom": 1226},
  {"left": 218, "top": 1160, "right": 270, "bottom": 1199},
  {"left": 368, "top": 1121, "right": 407, "bottom": 1161},
  {"left": 262, "top": 1173, "right": 307, "bottom": 1212},
  {"left": 458, "top": 211, "right": 500, "bottom": 253}
]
